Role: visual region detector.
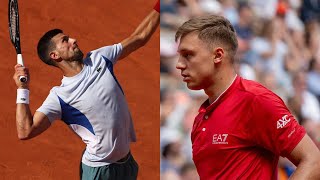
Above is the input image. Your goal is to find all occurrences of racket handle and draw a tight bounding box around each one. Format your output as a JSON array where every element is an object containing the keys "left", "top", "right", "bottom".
[
  {"left": 17, "top": 54, "right": 27, "bottom": 83},
  {"left": 17, "top": 54, "right": 24, "bottom": 65}
]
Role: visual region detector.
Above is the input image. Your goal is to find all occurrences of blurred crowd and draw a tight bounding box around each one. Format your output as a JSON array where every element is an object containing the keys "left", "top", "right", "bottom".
[{"left": 160, "top": 0, "right": 320, "bottom": 179}]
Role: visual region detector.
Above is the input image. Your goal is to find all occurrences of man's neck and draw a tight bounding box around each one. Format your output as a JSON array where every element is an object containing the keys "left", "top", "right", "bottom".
[
  {"left": 59, "top": 60, "right": 84, "bottom": 77},
  {"left": 205, "top": 68, "right": 236, "bottom": 104}
]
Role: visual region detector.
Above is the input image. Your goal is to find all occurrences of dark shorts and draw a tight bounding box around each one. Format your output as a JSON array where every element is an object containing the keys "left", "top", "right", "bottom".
[{"left": 80, "top": 152, "right": 139, "bottom": 180}]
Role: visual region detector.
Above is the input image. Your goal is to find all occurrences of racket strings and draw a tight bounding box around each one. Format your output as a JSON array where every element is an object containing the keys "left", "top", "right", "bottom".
[{"left": 9, "top": 3, "right": 18, "bottom": 43}]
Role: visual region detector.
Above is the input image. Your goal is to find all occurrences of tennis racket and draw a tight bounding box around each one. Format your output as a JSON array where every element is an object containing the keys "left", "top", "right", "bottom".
[{"left": 8, "top": 0, "right": 27, "bottom": 83}]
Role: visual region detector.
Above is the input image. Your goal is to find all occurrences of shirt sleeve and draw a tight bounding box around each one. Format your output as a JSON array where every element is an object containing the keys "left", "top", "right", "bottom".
[
  {"left": 92, "top": 43, "right": 123, "bottom": 65},
  {"left": 36, "top": 89, "right": 61, "bottom": 123},
  {"left": 248, "top": 92, "right": 306, "bottom": 157}
]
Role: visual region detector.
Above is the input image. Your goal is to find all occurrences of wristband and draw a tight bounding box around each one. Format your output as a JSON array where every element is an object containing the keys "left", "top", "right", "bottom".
[
  {"left": 154, "top": 0, "right": 160, "bottom": 13},
  {"left": 16, "top": 89, "right": 30, "bottom": 104}
]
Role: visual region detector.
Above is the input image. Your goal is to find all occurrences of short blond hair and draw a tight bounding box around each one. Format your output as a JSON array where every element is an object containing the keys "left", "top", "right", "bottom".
[{"left": 175, "top": 15, "right": 238, "bottom": 60}]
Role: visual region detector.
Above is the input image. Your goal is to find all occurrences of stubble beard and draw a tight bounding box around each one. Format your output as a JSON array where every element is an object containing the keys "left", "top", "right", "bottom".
[{"left": 72, "top": 48, "right": 84, "bottom": 62}]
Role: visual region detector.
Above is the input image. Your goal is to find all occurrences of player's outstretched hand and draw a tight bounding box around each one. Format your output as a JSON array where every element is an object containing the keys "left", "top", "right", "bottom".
[{"left": 13, "top": 64, "right": 29, "bottom": 89}]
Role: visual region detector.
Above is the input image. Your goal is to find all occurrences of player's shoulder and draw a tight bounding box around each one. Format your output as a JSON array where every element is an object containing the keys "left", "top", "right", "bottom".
[
  {"left": 48, "top": 86, "right": 60, "bottom": 95},
  {"left": 239, "top": 77, "right": 279, "bottom": 100},
  {"left": 41, "top": 86, "right": 61, "bottom": 102},
  {"left": 238, "top": 77, "right": 285, "bottom": 107},
  {"left": 87, "top": 43, "right": 122, "bottom": 64},
  {"left": 89, "top": 43, "right": 122, "bottom": 56}
]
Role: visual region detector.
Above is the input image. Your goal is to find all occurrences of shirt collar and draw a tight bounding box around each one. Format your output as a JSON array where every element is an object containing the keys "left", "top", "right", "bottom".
[{"left": 199, "top": 75, "right": 239, "bottom": 113}]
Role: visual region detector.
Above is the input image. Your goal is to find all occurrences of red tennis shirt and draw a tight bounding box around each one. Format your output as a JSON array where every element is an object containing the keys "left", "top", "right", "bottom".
[{"left": 191, "top": 75, "right": 306, "bottom": 179}]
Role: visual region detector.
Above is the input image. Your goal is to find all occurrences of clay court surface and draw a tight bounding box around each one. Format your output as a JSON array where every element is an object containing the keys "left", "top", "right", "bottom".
[{"left": 0, "top": 0, "right": 159, "bottom": 179}]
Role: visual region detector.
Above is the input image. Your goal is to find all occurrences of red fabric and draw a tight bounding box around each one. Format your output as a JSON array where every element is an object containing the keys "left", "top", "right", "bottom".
[
  {"left": 153, "top": 0, "right": 160, "bottom": 13},
  {"left": 191, "top": 76, "right": 306, "bottom": 179}
]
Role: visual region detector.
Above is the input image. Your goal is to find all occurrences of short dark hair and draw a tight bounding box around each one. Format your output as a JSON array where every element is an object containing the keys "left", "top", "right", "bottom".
[
  {"left": 37, "top": 29, "right": 63, "bottom": 66},
  {"left": 175, "top": 15, "right": 238, "bottom": 61}
]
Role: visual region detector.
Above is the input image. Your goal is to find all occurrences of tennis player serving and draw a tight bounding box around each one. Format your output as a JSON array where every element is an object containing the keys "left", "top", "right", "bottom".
[
  {"left": 13, "top": 1, "right": 160, "bottom": 179},
  {"left": 175, "top": 15, "right": 320, "bottom": 179}
]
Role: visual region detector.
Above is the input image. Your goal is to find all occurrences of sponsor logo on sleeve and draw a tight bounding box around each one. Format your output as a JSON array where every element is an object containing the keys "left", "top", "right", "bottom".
[
  {"left": 277, "top": 115, "right": 291, "bottom": 129},
  {"left": 288, "top": 128, "right": 296, "bottom": 138}
]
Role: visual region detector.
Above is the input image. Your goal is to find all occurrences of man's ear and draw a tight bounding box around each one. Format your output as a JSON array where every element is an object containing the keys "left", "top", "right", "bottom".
[
  {"left": 213, "top": 47, "right": 224, "bottom": 64},
  {"left": 49, "top": 51, "right": 61, "bottom": 62}
]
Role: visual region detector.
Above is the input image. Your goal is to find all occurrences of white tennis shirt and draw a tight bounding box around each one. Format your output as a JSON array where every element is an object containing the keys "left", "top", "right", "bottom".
[{"left": 37, "top": 43, "right": 136, "bottom": 167}]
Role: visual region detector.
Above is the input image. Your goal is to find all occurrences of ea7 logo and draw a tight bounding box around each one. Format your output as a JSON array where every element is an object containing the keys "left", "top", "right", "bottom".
[
  {"left": 277, "top": 115, "right": 291, "bottom": 129},
  {"left": 212, "top": 134, "right": 228, "bottom": 144}
]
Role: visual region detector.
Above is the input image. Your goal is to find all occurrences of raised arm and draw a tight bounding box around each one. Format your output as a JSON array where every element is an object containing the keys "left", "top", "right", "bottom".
[
  {"left": 13, "top": 64, "right": 51, "bottom": 140},
  {"left": 288, "top": 134, "right": 320, "bottom": 179},
  {"left": 118, "top": 0, "right": 160, "bottom": 60}
]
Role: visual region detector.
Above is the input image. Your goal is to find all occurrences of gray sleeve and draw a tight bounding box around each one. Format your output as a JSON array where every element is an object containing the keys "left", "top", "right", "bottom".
[
  {"left": 36, "top": 90, "right": 61, "bottom": 123},
  {"left": 93, "top": 43, "right": 123, "bottom": 64}
]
